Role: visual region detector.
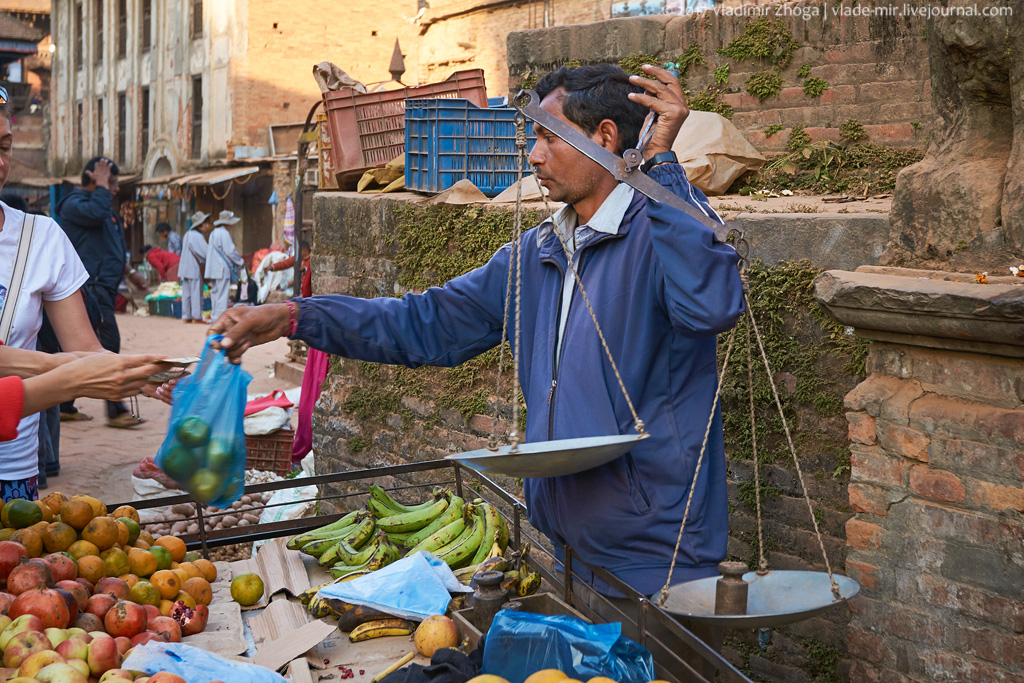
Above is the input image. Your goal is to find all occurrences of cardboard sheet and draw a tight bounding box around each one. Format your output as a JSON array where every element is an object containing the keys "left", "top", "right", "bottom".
[
  {"left": 182, "top": 599, "right": 248, "bottom": 656},
  {"left": 253, "top": 619, "right": 337, "bottom": 672},
  {"left": 229, "top": 536, "right": 312, "bottom": 609}
]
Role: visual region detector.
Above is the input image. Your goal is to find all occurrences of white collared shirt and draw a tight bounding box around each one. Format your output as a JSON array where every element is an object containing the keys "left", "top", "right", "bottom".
[{"left": 536, "top": 183, "right": 634, "bottom": 370}]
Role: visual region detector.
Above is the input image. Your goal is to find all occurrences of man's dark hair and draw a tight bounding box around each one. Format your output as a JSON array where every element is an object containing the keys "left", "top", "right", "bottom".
[
  {"left": 535, "top": 64, "right": 649, "bottom": 155},
  {"left": 139, "top": 245, "right": 154, "bottom": 256},
  {"left": 299, "top": 240, "right": 311, "bottom": 251},
  {"left": 155, "top": 222, "right": 172, "bottom": 234},
  {"left": 81, "top": 156, "right": 121, "bottom": 186}
]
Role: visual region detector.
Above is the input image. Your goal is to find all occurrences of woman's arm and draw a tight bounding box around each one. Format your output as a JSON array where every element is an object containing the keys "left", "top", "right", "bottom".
[
  {"left": 43, "top": 290, "right": 104, "bottom": 353},
  {"left": 21, "top": 354, "right": 165, "bottom": 415},
  {"left": 0, "top": 346, "right": 64, "bottom": 379}
]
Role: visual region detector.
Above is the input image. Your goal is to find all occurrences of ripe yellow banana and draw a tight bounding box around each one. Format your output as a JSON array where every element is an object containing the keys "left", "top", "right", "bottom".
[
  {"left": 348, "top": 618, "right": 417, "bottom": 642},
  {"left": 470, "top": 503, "right": 505, "bottom": 565},
  {"left": 516, "top": 572, "right": 541, "bottom": 597}
]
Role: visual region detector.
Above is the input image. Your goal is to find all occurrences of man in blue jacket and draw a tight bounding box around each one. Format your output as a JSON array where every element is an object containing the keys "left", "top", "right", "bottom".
[
  {"left": 58, "top": 157, "right": 144, "bottom": 428},
  {"left": 210, "top": 64, "right": 744, "bottom": 598}
]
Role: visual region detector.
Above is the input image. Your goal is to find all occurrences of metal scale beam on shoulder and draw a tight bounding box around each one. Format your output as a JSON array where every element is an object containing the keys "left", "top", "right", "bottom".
[{"left": 512, "top": 88, "right": 744, "bottom": 247}]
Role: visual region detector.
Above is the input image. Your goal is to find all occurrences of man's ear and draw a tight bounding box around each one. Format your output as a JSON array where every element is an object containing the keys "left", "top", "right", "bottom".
[{"left": 595, "top": 119, "right": 620, "bottom": 153}]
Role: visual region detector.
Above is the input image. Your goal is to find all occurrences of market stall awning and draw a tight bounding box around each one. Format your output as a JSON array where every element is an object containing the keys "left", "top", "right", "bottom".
[
  {"left": 19, "top": 172, "right": 140, "bottom": 188},
  {"left": 173, "top": 166, "right": 260, "bottom": 187},
  {"left": 137, "top": 173, "right": 189, "bottom": 186}
]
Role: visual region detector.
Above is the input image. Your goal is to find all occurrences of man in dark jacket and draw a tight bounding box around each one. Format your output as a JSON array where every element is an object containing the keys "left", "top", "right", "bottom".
[
  {"left": 58, "top": 157, "right": 143, "bottom": 428},
  {"left": 208, "top": 65, "right": 743, "bottom": 597}
]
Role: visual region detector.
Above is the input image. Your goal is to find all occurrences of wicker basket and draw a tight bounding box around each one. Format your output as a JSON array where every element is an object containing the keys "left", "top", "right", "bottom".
[{"left": 246, "top": 428, "right": 295, "bottom": 476}]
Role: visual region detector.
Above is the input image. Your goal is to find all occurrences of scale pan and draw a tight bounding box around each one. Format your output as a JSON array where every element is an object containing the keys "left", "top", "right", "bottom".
[
  {"left": 661, "top": 570, "right": 860, "bottom": 629},
  {"left": 446, "top": 433, "right": 649, "bottom": 478}
]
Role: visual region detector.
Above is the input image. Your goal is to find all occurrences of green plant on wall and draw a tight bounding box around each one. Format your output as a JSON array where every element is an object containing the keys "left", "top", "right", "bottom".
[
  {"left": 764, "top": 124, "right": 785, "bottom": 138},
  {"left": 796, "top": 63, "right": 811, "bottom": 78},
  {"left": 719, "top": 17, "right": 800, "bottom": 68},
  {"left": 677, "top": 44, "right": 708, "bottom": 74},
  {"left": 687, "top": 85, "right": 734, "bottom": 119},
  {"left": 840, "top": 118, "right": 868, "bottom": 143},
  {"left": 714, "top": 64, "right": 730, "bottom": 85},
  {"left": 787, "top": 124, "right": 811, "bottom": 150},
  {"left": 802, "top": 77, "right": 829, "bottom": 98},
  {"left": 617, "top": 53, "right": 660, "bottom": 78},
  {"left": 746, "top": 70, "right": 784, "bottom": 101}
]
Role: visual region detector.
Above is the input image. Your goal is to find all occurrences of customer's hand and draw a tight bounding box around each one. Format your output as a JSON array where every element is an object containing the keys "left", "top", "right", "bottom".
[
  {"left": 62, "top": 353, "right": 166, "bottom": 401},
  {"left": 627, "top": 64, "right": 690, "bottom": 160},
  {"left": 147, "top": 375, "right": 185, "bottom": 405},
  {"left": 208, "top": 304, "right": 292, "bottom": 363},
  {"left": 85, "top": 158, "right": 114, "bottom": 190}
]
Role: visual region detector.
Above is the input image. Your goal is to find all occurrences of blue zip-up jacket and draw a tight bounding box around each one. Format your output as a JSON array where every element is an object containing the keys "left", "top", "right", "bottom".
[
  {"left": 293, "top": 164, "right": 744, "bottom": 595},
  {"left": 57, "top": 187, "right": 126, "bottom": 297}
]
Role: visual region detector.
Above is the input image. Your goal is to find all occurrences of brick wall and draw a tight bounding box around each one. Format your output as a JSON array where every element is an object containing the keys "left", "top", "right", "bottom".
[
  {"left": 841, "top": 340, "right": 1024, "bottom": 680},
  {"left": 507, "top": 5, "right": 935, "bottom": 152}
]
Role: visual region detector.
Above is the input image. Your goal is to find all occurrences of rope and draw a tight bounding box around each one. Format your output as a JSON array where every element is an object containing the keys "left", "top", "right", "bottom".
[
  {"left": 744, "top": 293, "right": 841, "bottom": 600},
  {"left": 747, "top": 316, "right": 768, "bottom": 574},
  {"left": 535, "top": 172, "right": 646, "bottom": 435},
  {"left": 656, "top": 325, "right": 737, "bottom": 605},
  {"left": 510, "top": 119, "right": 527, "bottom": 446}
]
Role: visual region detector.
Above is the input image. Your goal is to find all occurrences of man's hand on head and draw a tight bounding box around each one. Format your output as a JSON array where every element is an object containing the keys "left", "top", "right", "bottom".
[
  {"left": 86, "top": 158, "right": 114, "bottom": 190},
  {"left": 207, "top": 304, "right": 292, "bottom": 363},
  {"left": 627, "top": 65, "right": 691, "bottom": 160}
]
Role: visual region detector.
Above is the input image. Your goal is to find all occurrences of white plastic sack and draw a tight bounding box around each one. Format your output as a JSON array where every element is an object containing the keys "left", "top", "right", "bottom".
[
  {"left": 243, "top": 406, "right": 290, "bottom": 436},
  {"left": 252, "top": 469, "right": 317, "bottom": 553},
  {"left": 123, "top": 642, "right": 287, "bottom": 683},
  {"left": 131, "top": 476, "right": 187, "bottom": 524},
  {"left": 672, "top": 110, "right": 766, "bottom": 196},
  {"left": 318, "top": 551, "right": 472, "bottom": 621}
]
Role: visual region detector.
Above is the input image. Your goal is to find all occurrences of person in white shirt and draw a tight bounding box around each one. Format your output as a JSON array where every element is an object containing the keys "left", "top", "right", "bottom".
[
  {"left": 204, "top": 211, "right": 244, "bottom": 321},
  {"left": 178, "top": 211, "right": 212, "bottom": 324}
]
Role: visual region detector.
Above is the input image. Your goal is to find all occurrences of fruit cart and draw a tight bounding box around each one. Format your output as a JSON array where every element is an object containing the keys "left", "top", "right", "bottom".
[{"left": 110, "top": 460, "right": 753, "bottom": 683}]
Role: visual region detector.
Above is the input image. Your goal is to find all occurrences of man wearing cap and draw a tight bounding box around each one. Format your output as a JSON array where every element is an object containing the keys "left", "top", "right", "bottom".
[
  {"left": 205, "top": 210, "right": 244, "bottom": 320},
  {"left": 179, "top": 211, "right": 212, "bottom": 324},
  {"left": 156, "top": 222, "right": 182, "bottom": 256}
]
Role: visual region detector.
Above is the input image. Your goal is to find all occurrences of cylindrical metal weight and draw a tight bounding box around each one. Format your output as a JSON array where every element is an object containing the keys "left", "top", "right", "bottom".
[
  {"left": 714, "top": 561, "right": 749, "bottom": 615},
  {"left": 472, "top": 570, "right": 509, "bottom": 633}
]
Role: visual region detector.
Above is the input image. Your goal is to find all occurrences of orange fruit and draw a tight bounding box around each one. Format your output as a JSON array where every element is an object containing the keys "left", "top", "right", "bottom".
[
  {"left": 10, "top": 529, "right": 42, "bottom": 557},
  {"left": 177, "top": 562, "right": 203, "bottom": 580},
  {"left": 111, "top": 506, "right": 141, "bottom": 524},
  {"left": 133, "top": 540, "right": 151, "bottom": 550},
  {"left": 119, "top": 573, "right": 140, "bottom": 588},
  {"left": 138, "top": 530, "right": 155, "bottom": 546},
  {"left": 153, "top": 536, "right": 186, "bottom": 562},
  {"left": 229, "top": 573, "right": 264, "bottom": 606},
  {"left": 173, "top": 568, "right": 190, "bottom": 586},
  {"left": 71, "top": 495, "right": 105, "bottom": 518},
  {"left": 129, "top": 580, "right": 162, "bottom": 606},
  {"left": 182, "top": 577, "right": 212, "bottom": 606},
  {"left": 41, "top": 522, "right": 77, "bottom": 553},
  {"left": 170, "top": 561, "right": 179, "bottom": 569},
  {"left": 0, "top": 528, "right": 13, "bottom": 541},
  {"left": 33, "top": 501, "right": 53, "bottom": 523},
  {"left": 40, "top": 492, "right": 68, "bottom": 517},
  {"left": 173, "top": 591, "right": 196, "bottom": 610},
  {"left": 77, "top": 555, "right": 105, "bottom": 584},
  {"left": 523, "top": 671, "right": 568, "bottom": 683},
  {"left": 101, "top": 547, "right": 130, "bottom": 577},
  {"left": 192, "top": 559, "right": 217, "bottom": 583},
  {"left": 128, "top": 548, "right": 158, "bottom": 577},
  {"left": 150, "top": 570, "right": 181, "bottom": 600},
  {"left": 115, "top": 522, "right": 130, "bottom": 547},
  {"left": 60, "top": 499, "right": 95, "bottom": 531},
  {"left": 148, "top": 545, "right": 172, "bottom": 571},
  {"left": 28, "top": 521, "right": 50, "bottom": 535},
  {"left": 68, "top": 539, "right": 100, "bottom": 560},
  {"left": 82, "top": 517, "right": 120, "bottom": 550},
  {"left": 159, "top": 599, "right": 175, "bottom": 616}
]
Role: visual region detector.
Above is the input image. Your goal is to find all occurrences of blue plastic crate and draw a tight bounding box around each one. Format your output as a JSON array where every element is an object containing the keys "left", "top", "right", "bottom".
[{"left": 404, "top": 99, "right": 536, "bottom": 197}]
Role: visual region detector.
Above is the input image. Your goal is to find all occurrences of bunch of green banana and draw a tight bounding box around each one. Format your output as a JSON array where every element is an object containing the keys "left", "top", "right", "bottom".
[
  {"left": 349, "top": 618, "right": 417, "bottom": 642},
  {"left": 375, "top": 495, "right": 451, "bottom": 534},
  {"left": 318, "top": 515, "right": 378, "bottom": 567},
  {"left": 434, "top": 504, "right": 486, "bottom": 568},
  {"left": 287, "top": 509, "right": 367, "bottom": 551},
  {"left": 470, "top": 503, "right": 509, "bottom": 564},
  {"left": 452, "top": 554, "right": 509, "bottom": 585},
  {"left": 367, "top": 484, "right": 444, "bottom": 518},
  {"left": 328, "top": 540, "right": 400, "bottom": 579}
]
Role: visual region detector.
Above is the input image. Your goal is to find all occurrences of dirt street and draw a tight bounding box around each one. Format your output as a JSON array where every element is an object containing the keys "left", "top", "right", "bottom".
[{"left": 50, "top": 312, "right": 299, "bottom": 503}]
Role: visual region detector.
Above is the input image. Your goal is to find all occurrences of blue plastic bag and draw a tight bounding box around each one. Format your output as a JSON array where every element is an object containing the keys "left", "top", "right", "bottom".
[
  {"left": 156, "top": 335, "right": 251, "bottom": 507},
  {"left": 318, "top": 551, "right": 472, "bottom": 620},
  {"left": 483, "top": 610, "right": 655, "bottom": 683},
  {"left": 123, "top": 641, "right": 287, "bottom": 683}
]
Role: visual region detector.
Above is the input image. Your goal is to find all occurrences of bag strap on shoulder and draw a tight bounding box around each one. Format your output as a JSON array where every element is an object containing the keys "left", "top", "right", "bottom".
[{"left": 0, "top": 213, "right": 37, "bottom": 345}]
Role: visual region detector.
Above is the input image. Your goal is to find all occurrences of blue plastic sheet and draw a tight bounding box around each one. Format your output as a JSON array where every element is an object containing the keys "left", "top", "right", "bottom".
[
  {"left": 122, "top": 642, "right": 288, "bottom": 683},
  {"left": 318, "top": 551, "right": 472, "bottom": 621},
  {"left": 482, "top": 610, "right": 655, "bottom": 683},
  {"left": 156, "top": 335, "right": 251, "bottom": 508}
]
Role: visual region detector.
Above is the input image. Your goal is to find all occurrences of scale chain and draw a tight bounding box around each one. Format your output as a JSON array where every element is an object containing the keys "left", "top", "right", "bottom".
[
  {"left": 744, "top": 294, "right": 842, "bottom": 601},
  {"left": 656, "top": 325, "right": 737, "bottom": 606}
]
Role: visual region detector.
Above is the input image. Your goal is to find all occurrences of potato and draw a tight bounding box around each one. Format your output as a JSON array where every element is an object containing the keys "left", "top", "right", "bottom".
[
  {"left": 171, "top": 521, "right": 187, "bottom": 534},
  {"left": 171, "top": 503, "right": 195, "bottom": 516},
  {"left": 238, "top": 519, "right": 250, "bottom": 527},
  {"left": 187, "top": 523, "right": 199, "bottom": 534},
  {"left": 242, "top": 513, "right": 259, "bottom": 525},
  {"left": 222, "top": 515, "right": 238, "bottom": 527}
]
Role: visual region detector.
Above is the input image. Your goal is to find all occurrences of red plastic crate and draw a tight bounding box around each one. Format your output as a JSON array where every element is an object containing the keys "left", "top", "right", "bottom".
[
  {"left": 246, "top": 428, "right": 295, "bottom": 476},
  {"left": 321, "top": 69, "right": 488, "bottom": 185}
]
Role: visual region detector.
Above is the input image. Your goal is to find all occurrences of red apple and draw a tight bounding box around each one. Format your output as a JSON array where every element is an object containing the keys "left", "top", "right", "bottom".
[
  {"left": 3, "top": 630, "right": 52, "bottom": 668},
  {"left": 57, "top": 635, "right": 92, "bottom": 661},
  {"left": 86, "top": 636, "right": 120, "bottom": 676}
]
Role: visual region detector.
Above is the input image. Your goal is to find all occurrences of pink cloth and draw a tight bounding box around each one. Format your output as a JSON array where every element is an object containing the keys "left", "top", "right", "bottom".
[{"left": 291, "top": 348, "right": 330, "bottom": 462}]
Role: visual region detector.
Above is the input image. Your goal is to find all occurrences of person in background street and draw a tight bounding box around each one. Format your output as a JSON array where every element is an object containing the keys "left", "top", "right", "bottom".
[
  {"left": 139, "top": 244, "right": 180, "bottom": 282},
  {"left": 269, "top": 240, "right": 312, "bottom": 298},
  {"left": 156, "top": 222, "right": 181, "bottom": 255},
  {"left": 208, "top": 65, "right": 745, "bottom": 610},
  {"left": 179, "top": 211, "right": 211, "bottom": 324},
  {"left": 205, "top": 210, "right": 244, "bottom": 320}
]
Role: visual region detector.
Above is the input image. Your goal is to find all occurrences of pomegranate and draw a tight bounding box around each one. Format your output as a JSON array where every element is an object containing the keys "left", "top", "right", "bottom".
[
  {"left": 7, "top": 559, "right": 54, "bottom": 595},
  {"left": 75, "top": 579, "right": 94, "bottom": 595},
  {"left": 0, "top": 591, "right": 15, "bottom": 615},
  {"left": 9, "top": 588, "right": 71, "bottom": 629},
  {"left": 56, "top": 581, "right": 89, "bottom": 612},
  {"left": 0, "top": 542, "right": 28, "bottom": 581},
  {"left": 54, "top": 589, "right": 80, "bottom": 623},
  {"left": 84, "top": 594, "right": 117, "bottom": 620},
  {"left": 142, "top": 605, "right": 161, "bottom": 622},
  {"left": 73, "top": 613, "right": 103, "bottom": 632},
  {"left": 93, "top": 579, "right": 128, "bottom": 601},
  {"left": 171, "top": 602, "right": 208, "bottom": 636},
  {"left": 103, "top": 601, "right": 148, "bottom": 639},
  {"left": 129, "top": 632, "right": 165, "bottom": 647},
  {"left": 147, "top": 617, "right": 181, "bottom": 643},
  {"left": 42, "top": 554, "right": 78, "bottom": 583}
]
